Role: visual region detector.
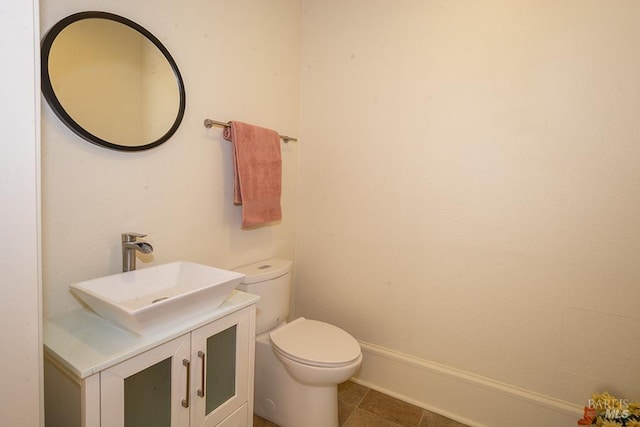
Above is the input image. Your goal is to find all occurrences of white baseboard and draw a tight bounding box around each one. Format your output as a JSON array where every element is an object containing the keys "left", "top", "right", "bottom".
[{"left": 351, "top": 341, "right": 582, "bottom": 427}]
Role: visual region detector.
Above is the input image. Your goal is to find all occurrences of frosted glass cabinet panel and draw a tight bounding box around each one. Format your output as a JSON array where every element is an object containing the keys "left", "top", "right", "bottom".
[
  {"left": 101, "top": 335, "right": 191, "bottom": 427},
  {"left": 124, "top": 357, "right": 172, "bottom": 427},
  {"left": 206, "top": 326, "right": 237, "bottom": 413},
  {"left": 191, "top": 309, "right": 250, "bottom": 427}
]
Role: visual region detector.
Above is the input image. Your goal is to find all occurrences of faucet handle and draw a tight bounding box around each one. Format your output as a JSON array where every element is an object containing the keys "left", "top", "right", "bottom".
[{"left": 122, "top": 232, "right": 147, "bottom": 242}]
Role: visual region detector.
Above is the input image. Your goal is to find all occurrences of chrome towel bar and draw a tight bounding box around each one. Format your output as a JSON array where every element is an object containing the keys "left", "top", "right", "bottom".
[{"left": 204, "top": 118, "right": 297, "bottom": 143}]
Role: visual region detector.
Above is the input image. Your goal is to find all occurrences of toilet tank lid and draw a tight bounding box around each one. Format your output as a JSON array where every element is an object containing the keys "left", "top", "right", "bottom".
[{"left": 234, "top": 258, "right": 292, "bottom": 284}]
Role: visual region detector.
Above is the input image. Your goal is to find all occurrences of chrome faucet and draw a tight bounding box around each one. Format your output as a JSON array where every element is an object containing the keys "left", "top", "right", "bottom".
[{"left": 122, "top": 232, "right": 154, "bottom": 272}]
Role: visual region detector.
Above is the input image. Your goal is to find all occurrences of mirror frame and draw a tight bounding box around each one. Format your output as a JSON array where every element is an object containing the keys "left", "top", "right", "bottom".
[{"left": 41, "top": 11, "right": 186, "bottom": 151}]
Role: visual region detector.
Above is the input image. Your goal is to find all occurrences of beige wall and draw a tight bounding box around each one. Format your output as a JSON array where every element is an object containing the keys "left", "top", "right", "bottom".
[
  {"left": 40, "top": 0, "right": 301, "bottom": 317},
  {"left": 296, "top": 0, "right": 640, "bottom": 408},
  {"left": 0, "top": 0, "right": 42, "bottom": 425}
]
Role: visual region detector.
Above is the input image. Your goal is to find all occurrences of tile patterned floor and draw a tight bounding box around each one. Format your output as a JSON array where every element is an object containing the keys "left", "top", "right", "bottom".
[{"left": 253, "top": 381, "right": 470, "bottom": 427}]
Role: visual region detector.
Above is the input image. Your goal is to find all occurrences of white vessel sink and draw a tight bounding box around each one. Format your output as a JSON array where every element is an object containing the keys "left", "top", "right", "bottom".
[{"left": 69, "top": 261, "right": 245, "bottom": 335}]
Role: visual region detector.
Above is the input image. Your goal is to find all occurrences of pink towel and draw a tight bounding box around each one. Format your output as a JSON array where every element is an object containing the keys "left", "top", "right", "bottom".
[{"left": 223, "top": 121, "right": 282, "bottom": 228}]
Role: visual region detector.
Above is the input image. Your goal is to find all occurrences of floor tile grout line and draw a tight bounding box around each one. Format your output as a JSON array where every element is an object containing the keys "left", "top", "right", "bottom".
[
  {"left": 355, "top": 387, "right": 370, "bottom": 408},
  {"left": 341, "top": 387, "right": 368, "bottom": 426},
  {"left": 348, "top": 386, "right": 422, "bottom": 427},
  {"left": 417, "top": 409, "right": 426, "bottom": 427},
  {"left": 351, "top": 406, "right": 405, "bottom": 427}
]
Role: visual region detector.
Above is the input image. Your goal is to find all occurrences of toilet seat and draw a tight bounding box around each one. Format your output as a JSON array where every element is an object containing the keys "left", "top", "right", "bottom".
[{"left": 269, "top": 318, "right": 361, "bottom": 368}]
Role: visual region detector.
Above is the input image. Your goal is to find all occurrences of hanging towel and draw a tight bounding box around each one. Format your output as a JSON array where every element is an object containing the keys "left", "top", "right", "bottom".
[{"left": 223, "top": 121, "right": 282, "bottom": 228}]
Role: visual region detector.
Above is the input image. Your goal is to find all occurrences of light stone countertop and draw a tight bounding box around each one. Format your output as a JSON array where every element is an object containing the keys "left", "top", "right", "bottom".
[{"left": 44, "top": 290, "right": 259, "bottom": 378}]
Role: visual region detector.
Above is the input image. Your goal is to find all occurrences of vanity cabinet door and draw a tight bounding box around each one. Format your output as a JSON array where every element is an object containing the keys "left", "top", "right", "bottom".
[
  {"left": 100, "top": 335, "right": 191, "bottom": 427},
  {"left": 190, "top": 308, "right": 252, "bottom": 427}
]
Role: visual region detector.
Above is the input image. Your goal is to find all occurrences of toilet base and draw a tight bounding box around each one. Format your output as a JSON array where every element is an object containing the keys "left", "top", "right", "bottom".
[{"left": 254, "top": 333, "right": 340, "bottom": 427}]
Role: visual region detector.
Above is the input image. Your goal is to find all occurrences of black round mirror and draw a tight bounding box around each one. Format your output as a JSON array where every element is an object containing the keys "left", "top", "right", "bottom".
[{"left": 41, "top": 11, "right": 186, "bottom": 151}]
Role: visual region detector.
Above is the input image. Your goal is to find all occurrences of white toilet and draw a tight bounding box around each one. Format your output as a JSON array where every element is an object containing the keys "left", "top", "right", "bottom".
[{"left": 235, "top": 258, "right": 362, "bottom": 427}]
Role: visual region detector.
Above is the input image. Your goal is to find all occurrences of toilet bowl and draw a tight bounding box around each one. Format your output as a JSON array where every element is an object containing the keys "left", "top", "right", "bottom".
[
  {"left": 270, "top": 317, "right": 362, "bottom": 386},
  {"left": 235, "top": 259, "right": 362, "bottom": 427}
]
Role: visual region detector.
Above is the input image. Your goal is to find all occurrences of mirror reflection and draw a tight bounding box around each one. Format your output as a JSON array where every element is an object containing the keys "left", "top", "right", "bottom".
[{"left": 41, "top": 12, "right": 186, "bottom": 151}]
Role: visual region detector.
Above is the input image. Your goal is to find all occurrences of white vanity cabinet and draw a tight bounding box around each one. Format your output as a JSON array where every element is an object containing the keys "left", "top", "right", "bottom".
[{"left": 44, "top": 291, "right": 258, "bottom": 427}]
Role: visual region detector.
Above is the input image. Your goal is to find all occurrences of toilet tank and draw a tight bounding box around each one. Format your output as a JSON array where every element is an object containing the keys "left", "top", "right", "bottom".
[{"left": 234, "top": 258, "right": 292, "bottom": 334}]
